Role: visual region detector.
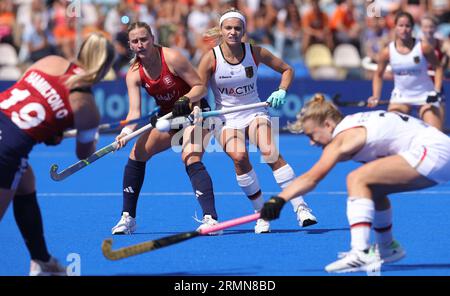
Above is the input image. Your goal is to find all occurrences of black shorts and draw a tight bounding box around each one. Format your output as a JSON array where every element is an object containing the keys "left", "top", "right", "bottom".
[{"left": 0, "top": 112, "right": 35, "bottom": 189}]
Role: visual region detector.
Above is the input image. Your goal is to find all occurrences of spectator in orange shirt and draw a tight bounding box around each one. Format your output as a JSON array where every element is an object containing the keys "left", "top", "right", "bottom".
[
  {"left": 53, "top": 17, "right": 76, "bottom": 59},
  {"left": 0, "top": 0, "right": 15, "bottom": 47},
  {"left": 330, "top": 0, "right": 362, "bottom": 49},
  {"left": 301, "top": 0, "right": 334, "bottom": 54}
]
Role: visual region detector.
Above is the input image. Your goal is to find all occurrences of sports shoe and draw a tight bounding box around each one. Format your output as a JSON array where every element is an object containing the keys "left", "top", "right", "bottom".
[
  {"left": 196, "top": 215, "right": 223, "bottom": 236},
  {"left": 254, "top": 218, "right": 270, "bottom": 234},
  {"left": 325, "top": 249, "right": 382, "bottom": 273},
  {"left": 29, "top": 256, "right": 66, "bottom": 276},
  {"left": 111, "top": 212, "right": 137, "bottom": 235},
  {"left": 371, "top": 240, "right": 406, "bottom": 263},
  {"left": 296, "top": 203, "right": 318, "bottom": 227}
]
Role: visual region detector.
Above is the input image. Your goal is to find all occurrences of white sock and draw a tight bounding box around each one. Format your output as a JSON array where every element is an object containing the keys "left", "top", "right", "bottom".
[
  {"left": 273, "top": 164, "right": 305, "bottom": 211},
  {"left": 347, "top": 197, "right": 375, "bottom": 251},
  {"left": 236, "top": 169, "right": 263, "bottom": 211},
  {"left": 373, "top": 208, "right": 393, "bottom": 247}
]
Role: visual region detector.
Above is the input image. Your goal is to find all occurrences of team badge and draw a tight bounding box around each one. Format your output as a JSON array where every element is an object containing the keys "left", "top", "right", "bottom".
[
  {"left": 163, "top": 76, "right": 174, "bottom": 87},
  {"left": 245, "top": 66, "right": 253, "bottom": 78},
  {"left": 413, "top": 56, "right": 420, "bottom": 64}
]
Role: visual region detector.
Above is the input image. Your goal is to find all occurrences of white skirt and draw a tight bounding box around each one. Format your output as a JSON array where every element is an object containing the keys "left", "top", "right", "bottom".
[
  {"left": 399, "top": 127, "right": 450, "bottom": 183},
  {"left": 390, "top": 88, "right": 440, "bottom": 107}
]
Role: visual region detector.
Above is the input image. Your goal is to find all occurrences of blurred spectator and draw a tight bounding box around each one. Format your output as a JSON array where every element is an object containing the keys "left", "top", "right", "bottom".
[
  {"left": 363, "top": 16, "right": 390, "bottom": 63},
  {"left": 401, "top": 0, "right": 426, "bottom": 23},
  {"left": 82, "top": 8, "right": 111, "bottom": 41},
  {"left": 301, "top": 0, "right": 334, "bottom": 54},
  {"left": 371, "top": 0, "right": 402, "bottom": 28},
  {"left": 53, "top": 16, "right": 76, "bottom": 59},
  {"left": 419, "top": 14, "right": 449, "bottom": 78},
  {"left": 105, "top": 0, "right": 138, "bottom": 40},
  {"left": 137, "top": 0, "right": 159, "bottom": 38},
  {"left": 186, "top": 0, "right": 215, "bottom": 65},
  {"left": 247, "top": 8, "right": 274, "bottom": 46},
  {"left": 273, "top": 0, "right": 302, "bottom": 60},
  {"left": 113, "top": 30, "right": 132, "bottom": 78},
  {"left": 428, "top": 0, "right": 450, "bottom": 25},
  {"left": 23, "top": 13, "right": 58, "bottom": 63},
  {"left": 158, "top": 0, "right": 186, "bottom": 46},
  {"left": 0, "top": 0, "right": 15, "bottom": 47},
  {"left": 330, "top": 0, "right": 362, "bottom": 50}
]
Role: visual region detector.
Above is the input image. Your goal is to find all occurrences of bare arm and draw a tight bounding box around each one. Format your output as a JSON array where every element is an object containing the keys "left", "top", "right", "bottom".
[
  {"left": 368, "top": 47, "right": 389, "bottom": 106},
  {"left": 278, "top": 128, "right": 367, "bottom": 201},
  {"left": 197, "top": 50, "right": 215, "bottom": 87},
  {"left": 71, "top": 92, "right": 100, "bottom": 159},
  {"left": 124, "top": 67, "right": 143, "bottom": 132},
  {"left": 254, "top": 45, "right": 294, "bottom": 90},
  {"left": 165, "top": 48, "right": 207, "bottom": 103},
  {"left": 422, "top": 42, "right": 443, "bottom": 92}
]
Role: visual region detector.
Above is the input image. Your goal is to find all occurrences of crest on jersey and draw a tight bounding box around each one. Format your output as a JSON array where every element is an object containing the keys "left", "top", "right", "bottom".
[
  {"left": 413, "top": 56, "right": 420, "bottom": 64},
  {"left": 245, "top": 66, "right": 253, "bottom": 78},
  {"left": 162, "top": 75, "right": 174, "bottom": 87}
]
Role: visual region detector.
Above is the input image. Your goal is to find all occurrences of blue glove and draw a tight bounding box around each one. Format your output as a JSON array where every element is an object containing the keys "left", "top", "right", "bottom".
[{"left": 267, "top": 89, "right": 287, "bottom": 109}]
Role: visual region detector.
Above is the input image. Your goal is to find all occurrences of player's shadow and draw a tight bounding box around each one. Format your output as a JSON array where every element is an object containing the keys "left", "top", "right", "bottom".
[
  {"left": 224, "top": 227, "right": 348, "bottom": 235},
  {"left": 116, "top": 266, "right": 263, "bottom": 276},
  {"left": 130, "top": 227, "right": 348, "bottom": 236}
]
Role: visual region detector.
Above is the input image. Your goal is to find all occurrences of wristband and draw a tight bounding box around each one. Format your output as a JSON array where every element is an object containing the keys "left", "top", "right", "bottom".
[{"left": 121, "top": 127, "right": 133, "bottom": 136}]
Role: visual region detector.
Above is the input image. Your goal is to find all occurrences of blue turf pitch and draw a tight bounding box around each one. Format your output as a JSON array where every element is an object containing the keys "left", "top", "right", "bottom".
[{"left": 1, "top": 134, "right": 450, "bottom": 276}]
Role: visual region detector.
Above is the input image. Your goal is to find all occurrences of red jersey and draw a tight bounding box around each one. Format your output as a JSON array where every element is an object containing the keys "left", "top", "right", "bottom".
[
  {"left": 0, "top": 64, "right": 79, "bottom": 142},
  {"left": 429, "top": 40, "right": 444, "bottom": 83},
  {"left": 139, "top": 46, "right": 191, "bottom": 114}
]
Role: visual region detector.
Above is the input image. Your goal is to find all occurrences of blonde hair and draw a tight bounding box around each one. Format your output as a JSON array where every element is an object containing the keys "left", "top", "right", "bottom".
[
  {"left": 203, "top": 8, "right": 245, "bottom": 47},
  {"left": 287, "top": 93, "right": 343, "bottom": 133},
  {"left": 65, "top": 33, "right": 115, "bottom": 88}
]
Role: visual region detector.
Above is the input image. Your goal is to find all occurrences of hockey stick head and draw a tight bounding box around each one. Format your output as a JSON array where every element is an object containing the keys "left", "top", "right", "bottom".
[
  {"left": 50, "top": 164, "right": 64, "bottom": 181},
  {"left": 102, "top": 231, "right": 201, "bottom": 260}
]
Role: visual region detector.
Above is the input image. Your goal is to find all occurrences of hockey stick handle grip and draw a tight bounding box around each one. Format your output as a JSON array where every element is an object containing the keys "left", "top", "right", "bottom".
[
  {"left": 198, "top": 213, "right": 261, "bottom": 235},
  {"left": 202, "top": 102, "right": 269, "bottom": 118},
  {"left": 120, "top": 112, "right": 173, "bottom": 143}
]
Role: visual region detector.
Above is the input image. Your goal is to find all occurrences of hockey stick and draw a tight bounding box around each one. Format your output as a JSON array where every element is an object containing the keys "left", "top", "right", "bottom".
[
  {"left": 331, "top": 93, "right": 441, "bottom": 108},
  {"left": 50, "top": 112, "right": 173, "bottom": 181},
  {"left": 332, "top": 94, "right": 389, "bottom": 107},
  {"left": 63, "top": 107, "right": 161, "bottom": 138},
  {"left": 101, "top": 212, "right": 260, "bottom": 260},
  {"left": 168, "top": 101, "right": 270, "bottom": 128}
]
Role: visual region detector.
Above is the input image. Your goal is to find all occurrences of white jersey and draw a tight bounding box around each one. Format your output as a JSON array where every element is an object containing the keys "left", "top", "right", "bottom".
[
  {"left": 210, "top": 43, "right": 268, "bottom": 129},
  {"left": 332, "top": 111, "right": 450, "bottom": 183},
  {"left": 389, "top": 40, "right": 435, "bottom": 105}
]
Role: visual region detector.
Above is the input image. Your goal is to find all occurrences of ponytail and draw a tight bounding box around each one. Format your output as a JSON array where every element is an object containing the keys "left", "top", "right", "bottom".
[{"left": 65, "top": 33, "right": 115, "bottom": 88}]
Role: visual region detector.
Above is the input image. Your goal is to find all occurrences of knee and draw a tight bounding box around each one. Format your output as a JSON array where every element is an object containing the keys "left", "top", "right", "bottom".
[
  {"left": 346, "top": 170, "right": 367, "bottom": 189},
  {"left": 232, "top": 152, "right": 250, "bottom": 167},
  {"left": 182, "top": 152, "right": 202, "bottom": 165}
]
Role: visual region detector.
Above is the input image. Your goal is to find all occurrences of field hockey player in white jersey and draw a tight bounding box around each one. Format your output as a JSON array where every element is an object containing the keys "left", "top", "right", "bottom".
[
  {"left": 261, "top": 94, "right": 450, "bottom": 273},
  {"left": 197, "top": 8, "right": 317, "bottom": 234},
  {"left": 367, "top": 11, "right": 444, "bottom": 130}
]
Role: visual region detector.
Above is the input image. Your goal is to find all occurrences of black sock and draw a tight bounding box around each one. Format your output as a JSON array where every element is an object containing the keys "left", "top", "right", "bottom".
[
  {"left": 122, "top": 158, "right": 146, "bottom": 218},
  {"left": 13, "top": 192, "right": 51, "bottom": 262},
  {"left": 186, "top": 162, "right": 218, "bottom": 220}
]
